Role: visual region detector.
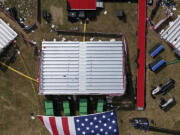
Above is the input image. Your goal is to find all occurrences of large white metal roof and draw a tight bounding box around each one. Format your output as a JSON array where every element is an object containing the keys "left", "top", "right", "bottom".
[
  {"left": 161, "top": 15, "right": 180, "bottom": 56},
  {"left": 0, "top": 18, "right": 18, "bottom": 54},
  {"left": 39, "top": 41, "right": 126, "bottom": 95}
]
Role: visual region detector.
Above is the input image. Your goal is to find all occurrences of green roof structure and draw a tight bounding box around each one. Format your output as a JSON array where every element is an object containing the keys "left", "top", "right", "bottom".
[
  {"left": 79, "top": 99, "right": 87, "bottom": 115},
  {"left": 63, "top": 101, "right": 70, "bottom": 116},
  {"left": 97, "top": 99, "right": 104, "bottom": 113},
  {"left": 45, "top": 100, "right": 54, "bottom": 116}
]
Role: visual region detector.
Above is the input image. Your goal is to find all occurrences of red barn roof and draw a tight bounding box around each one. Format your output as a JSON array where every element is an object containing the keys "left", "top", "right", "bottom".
[{"left": 68, "top": 0, "right": 96, "bottom": 10}]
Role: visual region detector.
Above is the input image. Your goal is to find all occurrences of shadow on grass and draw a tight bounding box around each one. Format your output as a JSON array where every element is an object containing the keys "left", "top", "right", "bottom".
[
  {"left": 0, "top": 43, "right": 18, "bottom": 72},
  {"left": 112, "top": 44, "right": 136, "bottom": 111}
]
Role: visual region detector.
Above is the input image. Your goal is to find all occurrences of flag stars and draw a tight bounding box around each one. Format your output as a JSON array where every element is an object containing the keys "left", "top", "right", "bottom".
[
  {"left": 90, "top": 122, "right": 94, "bottom": 126},
  {"left": 91, "top": 130, "right": 95, "bottom": 133},
  {"left": 105, "top": 131, "right": 108, "bottom": 135},
  {"left": 114, "top": 129, "right": 117, "bottom": 132},
  {"left": 74, "top": 111, "right": 118, "bottom": 135},
  {"left": 109, "top": 126, "right": 112, "bottom": 130},
  {"left": 77, "top": 128, "right": 81, "bottom": 131},
  {"left": 76, "top": 119, "right": 80, "bottom": 123},
  {"left": 85, "top": 118, "right": 88, "bottom": 122},
  {"left": 112, "top": 120, "right": 116, "bottom": 124}
]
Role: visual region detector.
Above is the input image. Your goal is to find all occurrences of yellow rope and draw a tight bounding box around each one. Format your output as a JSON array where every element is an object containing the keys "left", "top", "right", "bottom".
[
  {"left": 18, "top": 54, "right": 42, "bottom": 135},
  {"left": 18, "top": 54, "right": 40, "bottom": 113},
  {"left": 0, "top": 58, "right": 42, "bottom": 134},
  {"left": 0, "top": 62, "right": 38, "bottom": 83},
  {"left": 83, "top": 21, "right": 87, "bottom": 42}
]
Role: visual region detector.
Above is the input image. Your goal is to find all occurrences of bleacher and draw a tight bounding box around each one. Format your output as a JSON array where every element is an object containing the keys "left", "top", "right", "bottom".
[
  {"left": 149, "top": 57, "right": 166, "bottom": 72},
  {"left": 149, "top": 43, "right": 164, "bottom": 57}
]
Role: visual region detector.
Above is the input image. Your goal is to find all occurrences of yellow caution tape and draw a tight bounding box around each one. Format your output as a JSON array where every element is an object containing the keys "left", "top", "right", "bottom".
[{"left": 0, "top": 62, "right": 38, "bottom": 83}]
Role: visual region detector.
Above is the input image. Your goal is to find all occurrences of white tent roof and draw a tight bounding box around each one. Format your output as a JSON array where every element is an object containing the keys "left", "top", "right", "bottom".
[
  {"left": 0, "top": 18, "right": 18, "bottom": 53},
  {"left": 161, "top": 15, "right": 180, "bottom": 56},
  {"left": 39, "top": 41, "right": 126, "bottom": 95}
]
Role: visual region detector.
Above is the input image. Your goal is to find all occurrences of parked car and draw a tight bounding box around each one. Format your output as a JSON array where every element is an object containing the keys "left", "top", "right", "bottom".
[
  {"left": 151, "top": 85, "right": 162, "bottom": 98},
  {"left": 43, "top": 10, "right": 52, "bottom": 23},
  {"left": 159, "top": 97, "right": 176, "bottom": 112},
  {"left": 129, "top": 118, "right": 149, "bottom": 130},
  {"left": 160, "top": 78, "right": 175, "bottom": 95},
  {"left": 151, "top": 78, "right": 175, "bottom": 98}
]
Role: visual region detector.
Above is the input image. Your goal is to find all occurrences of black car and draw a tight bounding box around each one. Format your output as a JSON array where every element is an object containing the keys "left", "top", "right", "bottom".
[
  {"left": 129, "top": 118, "right": 149, "bottom": 130},
  {"left": 160, "top": 78, "right": 175, "bottom": 95},
  {"left": 43, "top": 10, "right": 52, "bottom": 23},
  {"left": 159, "top": 97, "right": 176, "bottom": 112},
  {"left": 151, "top": 78, "right": 175, "bottom": 98}
]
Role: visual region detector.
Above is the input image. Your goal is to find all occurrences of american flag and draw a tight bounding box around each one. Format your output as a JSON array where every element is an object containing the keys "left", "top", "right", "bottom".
[{"left": 38, "top": 111, "right": 119, "bottom": 135}]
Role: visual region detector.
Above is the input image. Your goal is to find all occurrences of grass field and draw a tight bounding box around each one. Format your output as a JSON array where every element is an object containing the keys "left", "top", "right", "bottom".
[{"left": 0, "top": 0, "right": 179, "bottom": 135}]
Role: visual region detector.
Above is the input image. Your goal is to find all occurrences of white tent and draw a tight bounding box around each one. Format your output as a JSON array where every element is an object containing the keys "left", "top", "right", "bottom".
[
  {"left": 39, "top": 41, "right": 126, "bottom": 96},
  {"left": 161, "top": 15, "right": 180, "bottom": 56},
  {"left": 0, "top": 18, "right": 18, "bottom": 54}
]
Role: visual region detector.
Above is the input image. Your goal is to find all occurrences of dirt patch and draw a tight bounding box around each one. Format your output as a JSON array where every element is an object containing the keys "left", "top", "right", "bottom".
[{"left": 50, "top": 6, "right": 63, "bottom": 25}]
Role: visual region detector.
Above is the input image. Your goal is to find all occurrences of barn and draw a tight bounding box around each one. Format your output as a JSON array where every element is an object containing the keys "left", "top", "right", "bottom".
[{"left": 38, "top": 41, "right": 126, "bottom": 96}]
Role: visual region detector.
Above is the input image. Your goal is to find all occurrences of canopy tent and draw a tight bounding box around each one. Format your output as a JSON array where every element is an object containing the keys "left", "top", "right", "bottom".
[
  {"left": 0, "top": 18, "right": 18, "bottom": 54},
  {"left": 38, "top": 111, "right": 119, "bottom": 135},
  {"left": 38, "top": 41, "right": 126, "bottom": 96}
]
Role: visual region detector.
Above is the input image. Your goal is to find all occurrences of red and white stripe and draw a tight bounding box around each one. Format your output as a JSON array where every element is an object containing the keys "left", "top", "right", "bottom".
[
  {"left": 122, "top": 35, "right": 128, "bottom": 56},
  {"left": 154, "top": 15, "right": 171, "bottom": 30},
  {"left": 38, "top": 116, "right": 76, "bottom": 135}
]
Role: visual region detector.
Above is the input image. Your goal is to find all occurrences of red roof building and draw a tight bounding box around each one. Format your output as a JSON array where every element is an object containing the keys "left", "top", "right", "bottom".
[{"left": 68, "top": 0, "right": 96, "bottom": 10}]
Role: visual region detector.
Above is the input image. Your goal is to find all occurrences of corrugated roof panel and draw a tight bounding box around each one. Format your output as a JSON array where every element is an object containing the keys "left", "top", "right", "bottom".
[
  {"left": 39, "top": 41, "right": 126, "bottom": 95},
  {"left": 161, "top": 16, "right": 180, "bottom": 56},
  {"left": 0, "top": 18, "right": 18, "bottom": 54}
]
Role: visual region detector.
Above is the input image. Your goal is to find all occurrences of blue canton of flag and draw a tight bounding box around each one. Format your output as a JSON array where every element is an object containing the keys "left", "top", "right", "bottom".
[{"left": 74, "top": 111, "right": 119, "bottom": 135}]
